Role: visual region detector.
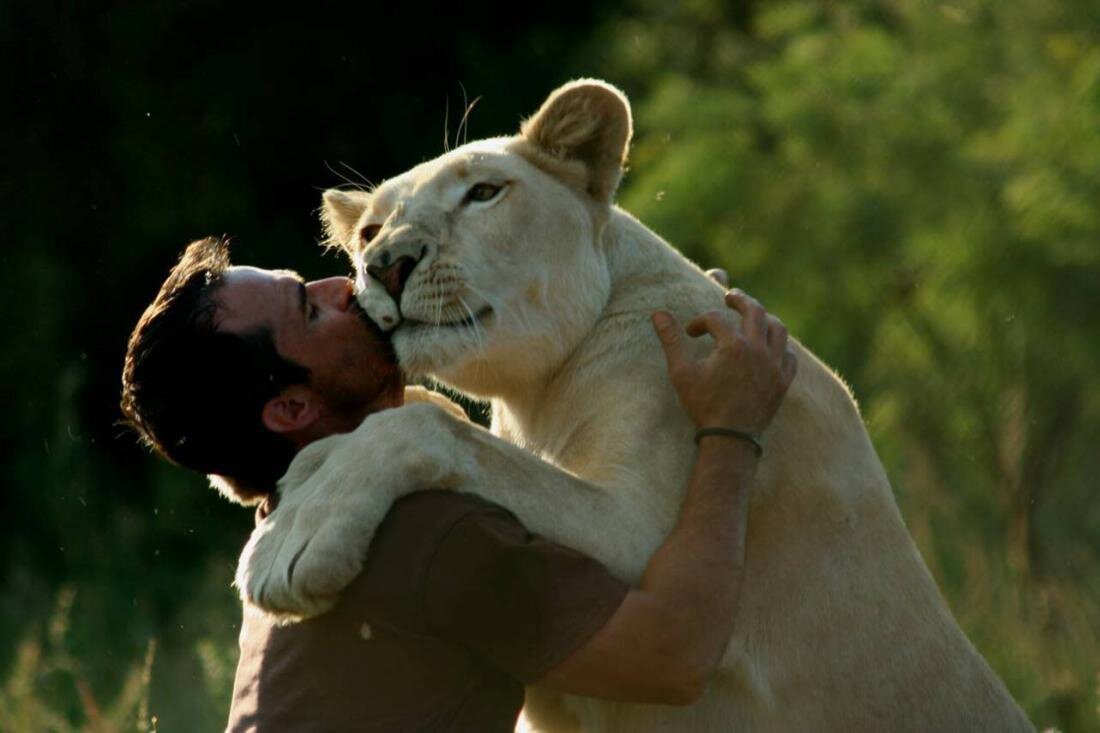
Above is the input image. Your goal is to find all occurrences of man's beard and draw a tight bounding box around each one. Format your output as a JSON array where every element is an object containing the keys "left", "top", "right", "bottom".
[{"left": 322, "top": 299, "right": 405, "bottom": 422}]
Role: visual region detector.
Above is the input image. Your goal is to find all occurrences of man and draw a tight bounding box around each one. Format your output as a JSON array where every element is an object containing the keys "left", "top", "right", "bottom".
[{"left": 121, "top": 237, "right": 796, "bottom": 731}]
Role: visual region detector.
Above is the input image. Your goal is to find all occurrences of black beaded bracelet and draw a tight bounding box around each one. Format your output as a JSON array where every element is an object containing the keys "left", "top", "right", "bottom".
[{"left": 694, "top": 427, "right": 764, "bottom": 457}]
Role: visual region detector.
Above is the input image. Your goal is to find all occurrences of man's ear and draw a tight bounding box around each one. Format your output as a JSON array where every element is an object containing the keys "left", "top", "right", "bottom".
[
  {"left": 517, "top": 79, "right": 633, "bottom": 203},
  {"left": 320, "top": 189, "right": 371, "bottom": 251},
  {"left": 261, "top": 385, "right": 321, "bottom": 436}
]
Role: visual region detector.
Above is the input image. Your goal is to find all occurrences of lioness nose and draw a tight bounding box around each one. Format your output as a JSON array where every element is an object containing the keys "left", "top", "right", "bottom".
[{"left": 367, "top": 255, "right": 418, "bottom": 301}]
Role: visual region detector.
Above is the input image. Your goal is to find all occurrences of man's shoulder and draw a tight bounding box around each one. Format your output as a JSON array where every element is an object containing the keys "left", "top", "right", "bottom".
[
  {"left": 389, "top": 488, "right": 509, "bottom": 516},
  {"left": 383, "top": 490, "right": 518, "bottom": 536},
  {"left": 337, "top": 490, "right": 525, "bottom": 631},
  {"left": 364, "top": 490, "right": 523, "bottom": 581}
]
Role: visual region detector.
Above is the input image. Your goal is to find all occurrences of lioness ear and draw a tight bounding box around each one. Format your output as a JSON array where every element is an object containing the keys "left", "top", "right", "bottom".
[
  {"left": 519, "top": 79, "right": 633, "bottom": 203},
  {"left": 320, "top": 189, "right": 371, "bottom": 250}
]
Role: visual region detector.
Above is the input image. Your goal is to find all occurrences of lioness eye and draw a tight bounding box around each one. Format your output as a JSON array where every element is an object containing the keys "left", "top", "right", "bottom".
[
  {"left": 464, "top": 182, "right": 502, "bottom": 204},
  {"left": 361, "top": 224, "right": 381, "bottom": 243}
]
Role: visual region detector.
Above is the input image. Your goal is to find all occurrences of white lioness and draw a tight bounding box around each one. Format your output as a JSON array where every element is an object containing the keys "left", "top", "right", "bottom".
[{"left": 237, "top": 80, "right": 1032, "bottom": 731}]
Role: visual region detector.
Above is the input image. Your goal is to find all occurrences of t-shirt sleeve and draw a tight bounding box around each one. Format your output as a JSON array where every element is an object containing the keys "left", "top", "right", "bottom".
[{"left": 418, "top": 495, "right": 630, "bottom": 683}]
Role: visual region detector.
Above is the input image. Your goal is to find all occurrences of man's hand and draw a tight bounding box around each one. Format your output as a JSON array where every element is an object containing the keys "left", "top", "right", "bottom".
[
  {"left": 705, "top": 268, "right": 730, "bottom": 287},
  {"left": 651, "top": 289, "right": 797, "bottom": 434},
  {"left": 540, "top": 290, "right": 797, "bottom": 704}
]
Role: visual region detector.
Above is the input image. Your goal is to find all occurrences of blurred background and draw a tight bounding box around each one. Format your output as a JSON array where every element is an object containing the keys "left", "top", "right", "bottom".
[{"left": 2, "top": 0, "right": 1098, "bottom": 730}]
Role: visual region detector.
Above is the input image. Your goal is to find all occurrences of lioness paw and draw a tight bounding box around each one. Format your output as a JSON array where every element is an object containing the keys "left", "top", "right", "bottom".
[
  {"left": 236, "top": 497, "right": 369, "bottom": 619},
  {"left": 235, "top": 448, "right": 396, "bottom": 618},
  {"left": 235, "top": 401, "right": 466, "bottom": 619},
  {"left": 403, "top": 385, "right": 469, "bottom": 421}
]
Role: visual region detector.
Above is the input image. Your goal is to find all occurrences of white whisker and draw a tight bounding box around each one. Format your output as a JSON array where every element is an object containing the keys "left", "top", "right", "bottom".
[
  {"left": 457, "top": 295, "right": 486, "bottom": 355},
  {"left": 337, "top": 161, "right": 375, "bottom": 190},
  {"left": 322, "top": 161, "right": 369, "bottom": 192},
  {"left": 455, "top": 83, "right": 482, "bottom": 149},
  {"left": 442, "top": 95, "right": 451, "bottom": 153}
]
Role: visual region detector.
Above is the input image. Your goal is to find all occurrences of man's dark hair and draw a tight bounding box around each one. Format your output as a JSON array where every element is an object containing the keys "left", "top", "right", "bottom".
[{"left": 120, "top": 237, "right": 309, "bottom": 503}]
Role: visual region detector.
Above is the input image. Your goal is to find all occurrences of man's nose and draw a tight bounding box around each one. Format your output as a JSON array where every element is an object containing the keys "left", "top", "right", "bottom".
[{"left": 308, "top": 277, "right": 354, "bottom": 310}]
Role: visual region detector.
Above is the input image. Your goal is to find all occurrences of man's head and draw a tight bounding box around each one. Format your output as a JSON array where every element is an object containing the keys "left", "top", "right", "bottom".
[{"left": 121, "top": 237, "right": 401, "bottom": 504}]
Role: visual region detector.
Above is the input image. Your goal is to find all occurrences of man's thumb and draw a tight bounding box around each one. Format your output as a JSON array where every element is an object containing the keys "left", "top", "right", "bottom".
[{"left": 651, "top": 311, "right": 687, "bottom": 370}]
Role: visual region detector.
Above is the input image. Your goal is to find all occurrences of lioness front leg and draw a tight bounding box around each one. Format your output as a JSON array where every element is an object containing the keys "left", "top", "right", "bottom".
[{"left": 237, "top": 398, "right": 628, "bottom": 619}]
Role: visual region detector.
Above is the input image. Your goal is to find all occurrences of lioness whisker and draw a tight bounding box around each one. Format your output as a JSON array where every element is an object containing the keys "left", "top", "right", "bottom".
[
  {"left": 442, "top": 95, "right": 451, "bottom": 153},
  {"left": 337, "top": 160, "right": 375, "bottom": 190},
  {"left": 323, "top": 160, "right": 370, "bottom": 192},
  {"left": 457, "top": 295, "right": 486, "bottom": 355},
  {"left": 456, "top": 90, "right": 482, "bottom": 149},
  {"left": 465, "top": 282, "right": 512, "bottom": 336}
]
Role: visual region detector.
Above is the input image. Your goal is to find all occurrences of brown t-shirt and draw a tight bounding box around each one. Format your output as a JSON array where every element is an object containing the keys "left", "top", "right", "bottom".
[{"left": 226, "top": 491, "right": 629, "bottom": 732}]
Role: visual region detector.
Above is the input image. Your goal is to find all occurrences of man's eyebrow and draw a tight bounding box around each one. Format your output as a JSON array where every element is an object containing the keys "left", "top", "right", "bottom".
[{"left": 271, "top": 269, "right": 306, "bottom": 320}]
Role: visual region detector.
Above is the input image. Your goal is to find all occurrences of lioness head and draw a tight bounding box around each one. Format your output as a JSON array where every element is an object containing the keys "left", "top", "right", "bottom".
[{"left": 321, "top": 80, "right": 633, "bottom": 397}]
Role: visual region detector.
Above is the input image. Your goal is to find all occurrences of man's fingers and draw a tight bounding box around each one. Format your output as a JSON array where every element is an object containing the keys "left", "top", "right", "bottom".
[
  {"left": 725, "top": 289, "right": 767, "bottom": 343},
  {"left": 652, "top": 311, "right": 691, "bottom": 376},
  {"left": 766, "top": 314, "right": 789, "bottom": 361},
  {"left": 685, "top": 310, "right": 739, "bottom": 348},
  {"left": 781, "top": 343, "right": 799, "bottom": 386},
  {"left": 706, "top": 268, "right": 730, "bottom": 288}
]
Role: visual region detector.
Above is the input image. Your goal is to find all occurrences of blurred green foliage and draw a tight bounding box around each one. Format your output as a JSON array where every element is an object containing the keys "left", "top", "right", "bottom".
[
  {"left": 2, "top": 0, "right": 1097, "bottom": 731},
  {"left": 604, "top": 0, "right": 1100, "bottom": 728}
]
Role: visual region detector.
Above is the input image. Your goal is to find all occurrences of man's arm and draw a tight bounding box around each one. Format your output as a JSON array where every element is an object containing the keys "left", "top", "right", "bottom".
[{"left": 538, "top": 290, "right": 797, "bottom": 704}]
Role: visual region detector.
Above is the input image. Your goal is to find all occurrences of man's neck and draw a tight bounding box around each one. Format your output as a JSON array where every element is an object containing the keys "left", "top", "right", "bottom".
[{"left": 289, "top": 380, "right": 407, "bottom": 450}]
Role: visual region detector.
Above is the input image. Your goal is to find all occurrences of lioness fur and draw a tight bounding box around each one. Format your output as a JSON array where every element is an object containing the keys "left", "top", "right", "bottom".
[{"left": 237, "top": 80, "right": 1032, "bottom": 731}]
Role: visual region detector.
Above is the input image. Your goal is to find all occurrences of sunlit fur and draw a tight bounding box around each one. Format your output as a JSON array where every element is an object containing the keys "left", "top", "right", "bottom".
[
  {"left": 240, "top": 80, "right": 1033, "bottom": 731},
  {"left": 326, "top": 138, "right": 614, "bottom": 403}
]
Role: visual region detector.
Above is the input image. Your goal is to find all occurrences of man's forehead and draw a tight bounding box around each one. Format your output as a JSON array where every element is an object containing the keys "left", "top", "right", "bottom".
[
  {"left": 216, "top": 266, "right": 302, "bottom": 332},
  {"left": 226, "top": 265, "right": 302, "bottom": 280}
]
